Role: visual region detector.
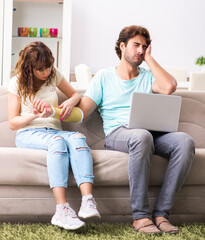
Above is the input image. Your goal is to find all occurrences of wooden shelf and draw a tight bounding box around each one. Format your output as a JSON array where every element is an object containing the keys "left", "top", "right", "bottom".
[{"left": 12, "top": 36, "right": 62, "bottom": 39}]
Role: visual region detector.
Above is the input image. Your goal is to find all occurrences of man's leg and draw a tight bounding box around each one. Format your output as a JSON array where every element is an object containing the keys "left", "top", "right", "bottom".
[
  {"left": 152, "top": 131, "right": 195, "bottom": 233},
  {"left": 105, "top": 127, "right": 160, "bottom": 233}
]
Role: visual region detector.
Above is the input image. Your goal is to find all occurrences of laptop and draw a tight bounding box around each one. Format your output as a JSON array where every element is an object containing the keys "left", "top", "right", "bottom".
[{"left": 128, "top": 92, "right": 182, "bottom": 132}]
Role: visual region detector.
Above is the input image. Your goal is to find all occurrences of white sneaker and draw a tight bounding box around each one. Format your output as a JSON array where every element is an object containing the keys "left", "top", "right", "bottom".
[
  {"left": 78, "top": 194, "right": 101, "bottom": 219},
  {"left": 51, "top": 202, "right": 86, "bottom": 230}
]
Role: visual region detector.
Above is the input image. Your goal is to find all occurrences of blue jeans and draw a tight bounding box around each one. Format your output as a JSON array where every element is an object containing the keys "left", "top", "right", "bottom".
[
  {"left": 105, "top": 126, "right": 195, "bottom": 220},
  {"left": 16, "top": 128, "right": 94, "bottom": 188}
]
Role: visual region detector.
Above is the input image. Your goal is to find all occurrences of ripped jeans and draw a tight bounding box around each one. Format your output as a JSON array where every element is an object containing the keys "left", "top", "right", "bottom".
[{"left": 16, "top": 128, "right": 94, "bottom": 188}]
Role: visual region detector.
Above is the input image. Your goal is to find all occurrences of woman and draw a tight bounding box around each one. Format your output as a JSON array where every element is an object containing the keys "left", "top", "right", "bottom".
[{"left": 7, "top": 41, "right": 100, "bottom": 230}]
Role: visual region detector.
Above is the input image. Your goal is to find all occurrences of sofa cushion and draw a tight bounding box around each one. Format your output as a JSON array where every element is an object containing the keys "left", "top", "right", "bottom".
[
  {"left": 0, "top": 87, "right": 16, "bottom": 147},
  {"left": 0, "top": 147, "right": 204, "bottom": 186},
  {"left": 175, "top": 91, "right": 205, "bottom": 148}
]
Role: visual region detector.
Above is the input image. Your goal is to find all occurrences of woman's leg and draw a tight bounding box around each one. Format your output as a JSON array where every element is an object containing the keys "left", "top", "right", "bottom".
[
  {"left": 45, "top": 131, "right": 86, "bottom": 229},
  {"left": 79, "top": 182, "right": 93, "bottom": 196},
  {"left": 16, "top": 128, "right": 86, "bottom": 230},
  {"left": 58, "top": 131, "right": 100, "bottom": 219},
  {"left": 16, "top": 128, "right": 70, "bottom": 190},
  {"left": 52, "top": 187, "right": 67, "bottom": 205},
  {"left": 57, "top": 131, "right": 94, "bottom": 188},
  {"left": 52, "top": 182, "right": 93, "bottom": 205},
  {"left": 46, "top": 134, "right": 70, "bottom": 189}
]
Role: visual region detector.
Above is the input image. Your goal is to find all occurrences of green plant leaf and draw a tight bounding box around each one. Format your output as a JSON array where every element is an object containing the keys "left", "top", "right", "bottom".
[{"left": 195, "top": 56, "right": 205, "bottom": 66}]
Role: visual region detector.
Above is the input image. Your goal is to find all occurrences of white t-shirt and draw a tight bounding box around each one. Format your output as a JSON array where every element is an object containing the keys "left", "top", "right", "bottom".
[{"left": 8, "top": 67, "right": 64, "bottom": 133}]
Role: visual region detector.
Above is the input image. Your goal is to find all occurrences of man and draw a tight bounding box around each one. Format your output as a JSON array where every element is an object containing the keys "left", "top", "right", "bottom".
[{"left": 78, "top": 25, "right": 195, "bottom": 234}]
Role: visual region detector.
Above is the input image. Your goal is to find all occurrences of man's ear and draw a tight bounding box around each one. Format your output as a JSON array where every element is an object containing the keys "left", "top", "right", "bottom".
[{"left": 120, "top": 42, "right": 125, "bottom": 52}]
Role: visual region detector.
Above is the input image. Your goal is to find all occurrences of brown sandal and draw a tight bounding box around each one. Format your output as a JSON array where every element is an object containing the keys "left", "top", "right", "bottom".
[
  {"left": 133, "top": 219, "right": 162, "bottom": 234},
  {"left": 155, "top": 219, "right": 179, "bottom": 234}
]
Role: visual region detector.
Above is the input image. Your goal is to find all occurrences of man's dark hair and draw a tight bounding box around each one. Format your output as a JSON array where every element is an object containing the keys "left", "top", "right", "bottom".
[{"left": 115, "top": 25, "right": 151, "bottom": 59}]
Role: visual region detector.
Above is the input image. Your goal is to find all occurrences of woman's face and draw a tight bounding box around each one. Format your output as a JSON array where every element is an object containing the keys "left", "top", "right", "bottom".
[{"left": 33, "top": 67, "right": 52, "bottom": 81}]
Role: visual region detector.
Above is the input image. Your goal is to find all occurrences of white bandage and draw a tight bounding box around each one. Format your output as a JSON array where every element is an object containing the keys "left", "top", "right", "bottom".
[
  {"left": 77, "top": 107, "right": 84, "bottom": 123},
  {"left": 49, "top": 105, "right": 56, "bottom": 117}
]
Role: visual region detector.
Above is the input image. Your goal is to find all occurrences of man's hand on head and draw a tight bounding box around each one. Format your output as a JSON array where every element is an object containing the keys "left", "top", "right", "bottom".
[{"left": 144, "top": 43, "right": 152, "bottom": 63}]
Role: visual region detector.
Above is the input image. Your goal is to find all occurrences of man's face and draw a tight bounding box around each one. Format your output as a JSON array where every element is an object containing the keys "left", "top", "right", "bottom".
[{"left": 121, "top": 35, "right": 148, "bottom": 67}]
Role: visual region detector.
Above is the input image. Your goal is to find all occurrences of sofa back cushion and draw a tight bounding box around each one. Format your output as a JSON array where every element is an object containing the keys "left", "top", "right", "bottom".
[
  {"left": 174, "top": 91, "right": 205, "bottom": 148},
  {"left": 58, "top": 89, "right": 205, "bottom": 149},
  {"left": 0, "top": 87, "right": 16, "bottom": 147},
  {"left": 1, "top": 86, "right": 205, "bottom": 149},
  {"left": 57, "top": 90, "right": 105, "bottom": 149}
]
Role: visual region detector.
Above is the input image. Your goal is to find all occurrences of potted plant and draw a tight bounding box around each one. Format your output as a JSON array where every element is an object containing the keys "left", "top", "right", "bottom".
[{"left": 195, "top": 56, "right": 205, "bottom": 66}]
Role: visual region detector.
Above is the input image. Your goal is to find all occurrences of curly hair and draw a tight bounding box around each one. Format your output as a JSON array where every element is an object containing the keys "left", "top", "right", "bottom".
[
  {"left": 115, "top": 25, "right": 151, "bottom": 59},
  {"left": 14, "top": 41, "right": 56, "bottom": 103}
]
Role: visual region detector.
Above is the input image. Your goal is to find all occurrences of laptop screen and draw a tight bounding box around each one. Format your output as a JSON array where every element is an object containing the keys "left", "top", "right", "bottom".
[{"left": 128, "top": 92, "right": 182, "bottom": 132}]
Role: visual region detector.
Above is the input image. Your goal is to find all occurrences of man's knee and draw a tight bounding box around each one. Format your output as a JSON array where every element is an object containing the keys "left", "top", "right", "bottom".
[
  {"left": 174, "top": 132, "right": 195, "bottom": 161},
  {"left": 129, "top": 129, "right": 154, "bottom": 152},
  {"left": 175, "top": 132, "right": 195, "bottom": 150}
]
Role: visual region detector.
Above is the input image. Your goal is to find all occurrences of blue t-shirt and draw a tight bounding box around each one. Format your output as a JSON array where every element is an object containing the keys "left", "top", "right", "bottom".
[{"left": 85, "top": 67, "right": 155, "bottom": 136}]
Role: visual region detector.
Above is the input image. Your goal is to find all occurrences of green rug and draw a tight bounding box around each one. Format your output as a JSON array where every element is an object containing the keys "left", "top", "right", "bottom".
[{"left": 0, "top": 223, "right": 204, "bottom": 240}]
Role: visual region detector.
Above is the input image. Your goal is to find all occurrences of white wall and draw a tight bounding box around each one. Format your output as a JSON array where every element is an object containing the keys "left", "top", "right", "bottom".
[
  {"left": 71, "top": 0, "right": 205, "bottom": 76},
  {"left": 0, "top": 0, "right": 4, "bottom": 85}
]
